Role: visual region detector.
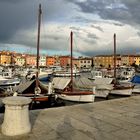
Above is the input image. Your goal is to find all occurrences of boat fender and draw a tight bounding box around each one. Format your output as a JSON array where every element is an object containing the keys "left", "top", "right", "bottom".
[
  {"left": 34, "top": 87, "right": 41, "bottom": 95},
  {"left": 13, "top": 92, "right": 18, "bottom": 96},
  {"left": 93, "top": 86, "right": 96, "bottom": 94}
]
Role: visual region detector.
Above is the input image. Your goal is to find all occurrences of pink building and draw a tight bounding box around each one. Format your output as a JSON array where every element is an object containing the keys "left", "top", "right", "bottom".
[{"left": 26, "top": 55, "right": 36, "bottom": 67}]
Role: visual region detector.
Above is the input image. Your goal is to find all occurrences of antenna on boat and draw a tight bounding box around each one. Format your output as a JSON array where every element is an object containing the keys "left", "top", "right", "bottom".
[
  {"left": 70, "top": 31, "right": 73, "bottom": 92},
  {"left": 35, "top": 4, "right": 42, "bottom": 97},
  {"left": 114, "top": 33, "right": 117, "bottom": 87}
]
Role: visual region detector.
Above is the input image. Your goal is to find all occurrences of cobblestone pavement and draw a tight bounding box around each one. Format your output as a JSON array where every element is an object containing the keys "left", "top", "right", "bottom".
[{"left": 1, "top": 95, "right": 140, "bottom": 140}]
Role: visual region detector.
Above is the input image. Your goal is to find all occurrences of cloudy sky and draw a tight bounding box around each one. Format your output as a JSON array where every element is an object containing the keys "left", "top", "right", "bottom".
[{"left": 0, "top": 0, "right": 140, "bottom": 56}]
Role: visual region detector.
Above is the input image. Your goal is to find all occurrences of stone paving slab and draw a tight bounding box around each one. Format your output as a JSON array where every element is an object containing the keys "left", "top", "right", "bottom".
[{"left": 1, "top": 96, "right": 140, "bottom": 139}]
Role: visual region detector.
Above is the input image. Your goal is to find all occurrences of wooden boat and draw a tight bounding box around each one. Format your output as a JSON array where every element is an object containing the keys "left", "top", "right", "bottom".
[
  {"left": 53, "top": 77, "right": 95, "bottom": 102},
  {"left": 72, "top": 77, "right": 113, "bottom": 98},
  {"left": 12, "top": 4, "right": 56, "bottom": 105},
  {"left": 58, "top": 90, "right": 95, "bottom": 102},
  {"left": 109, "top": 34, "right": 134, "bottom": 96},
  {"left": 92, "top": 77, "right": 113, "bottom": 98},
  {"left": 13, "top": 79, "right": 55, "bottom": 102},
  {"left": 55, "top": 32, "right": 95, "bottom": 102},
  {"left": 110, "top": 83, "right": 134, "bottom": 96}
]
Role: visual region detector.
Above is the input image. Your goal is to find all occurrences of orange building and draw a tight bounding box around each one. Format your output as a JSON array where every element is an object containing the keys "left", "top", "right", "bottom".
[
  {"left": 128, "top": 55, "right": 135, "bottom": 66},
  {"left": 73, "top": 58, "right": 79, "bottom": 68},
  {"left": 46, "top": 56, "right": 56, "bottom": 67},
  {"left": 59, "top": 56, "right": 71, "bottom": 67}
]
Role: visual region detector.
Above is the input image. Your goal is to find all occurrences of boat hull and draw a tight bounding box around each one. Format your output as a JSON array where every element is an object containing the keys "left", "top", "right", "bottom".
[
  {"left": 57, "top": 93, "right": 95, "bottom": 103},
  {"left": 95, "top": 89, "right": 109, "bottom": 98},
  {"left": 109, "top": 88, "right": 133, "bottom": 96},
  {"left": 132, "top": 84, "right": 140, "bottom": 94},
  {"left": 53, "top": 72, "right": 80, "bottom": 77}
]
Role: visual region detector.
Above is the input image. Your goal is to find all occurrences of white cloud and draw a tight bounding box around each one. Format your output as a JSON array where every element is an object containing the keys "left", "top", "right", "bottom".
[{"left": 0, "top": 0, "right": 140, "bottom": 56}]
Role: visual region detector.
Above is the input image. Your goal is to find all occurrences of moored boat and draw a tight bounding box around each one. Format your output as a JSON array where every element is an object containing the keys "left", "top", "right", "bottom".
[
  {"left": 53, "top": 32, "right": 95, "bottom": 103},
  {"left": 109, "top": 34, "right": 134, "bottom": 96}
]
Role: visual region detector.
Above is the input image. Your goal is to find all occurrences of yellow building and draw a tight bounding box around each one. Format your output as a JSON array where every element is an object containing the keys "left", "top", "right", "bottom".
[
  {"left": 15, "top": 55, "right": 26, "bottom": 66},
  {"left": 0, "top": 51, "right": 11, "bottom": 65},
  {"left": 134, "top": 55, "right": 140, "bottom": 65},
  {"left": 93, "top": 55, "right": 113, "bottom": 68},
  {"left": 121, "top": 55, "right": 135, "bottom": 66}
]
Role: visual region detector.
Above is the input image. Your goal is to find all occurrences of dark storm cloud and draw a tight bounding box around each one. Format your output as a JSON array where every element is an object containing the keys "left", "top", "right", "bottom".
[
  {"left": 46, "top": 34, "right": 63, "bottom": 41},
  {"left": 112, "top": 22, "right": 124, "bottom": 27},
  {"left": 137, "top": 32, "right": 140, "bottom": 37},
  {"left": 0, "top": 0, "right": 70, "bottom": 42},
  {"left": 87, "top": 33, "right": 99, "bottom": 40},
  {"left": 0, "top": 0, "right": 38, "bottom": 41},
  {"left": 72, "top": 15, "right": 94, "bottom": 23},
  {"left": 80, "top": 43, "right": 140, "bottom": 56},
  {"left": 91, "top": 25, "right": 104, "bottom": 32},
  {"left": 68, "top": 0, "right": 140, "bottom": 26},
  {"left": 80, "top": 49, "right": 112, "bottom": 56}
]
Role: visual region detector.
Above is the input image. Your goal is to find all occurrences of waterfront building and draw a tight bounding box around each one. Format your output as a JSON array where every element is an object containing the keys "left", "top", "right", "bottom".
[
  {"left": 134, "top": 55, "right": 140, "bottom": 66},
  {"left": 73, "top": 58, "right": 80, "bottom": 68},
  {"left": 15, "top": 54, "right": 26, "bottom": 66},
  {"left": 121, "top": 55, "right": 135, "bottom": 66},
  {"left": 115, "top": 55, "right": 121, "bottom": 67},
  {"left": 129, "top": 55, "right": 135, "bottom": 66},
  {"left": 121, "top": 55, "right": 129, "bottom": 66},
  {"left": 93, "top": 55, "right": 113, "bottom": 68},
  {"left": 0, "top": 51, "right": 11, "bottom": 65},
  {"left": 59, "top": 56, "right": 71, "bottom": 67},
  {"left": 46, "top": 56, "right": 56, "bottom": 67},
  {"left": 78, "top": 57, "right": 92, "bottom": 68},
  {"left": 26, "top": 54, "right": 36, "bottom": 67},
  {"left": 39, "top": 56, "right": 46, "bottom": 67}
]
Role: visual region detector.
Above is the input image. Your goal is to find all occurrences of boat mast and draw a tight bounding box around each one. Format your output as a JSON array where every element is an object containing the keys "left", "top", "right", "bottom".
[
  {"left": 114, "top": 33, "right": 117, "bottom": 86},
  {"left": 36, "top": 4, "right": 42, "bottom": 89},
  {"left": 70, "top": 31, "right": 73, "bottom": 91}
]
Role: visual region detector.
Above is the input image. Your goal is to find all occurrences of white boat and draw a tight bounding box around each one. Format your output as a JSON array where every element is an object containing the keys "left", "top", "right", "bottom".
[
  {"left": 88, "top": 69, "right": 103, "bottom": 80},
  {"left": 93, "top": 78, "right": 113, "bottom": 98},
  {"left": 73, "top": 77, "right": 113, "bottom": 98},
  {"left": 132, "top": 84, "right": 140, "bottom": 94},
  {"left": 53, "top": 67, "right": 80, "bottom": 77},
  {"left": 57, "top": 92, "right": 95, "bottom": 102},
  {"left": 53, "top": 78, "right": 95, "bottom": 103},
  {"left": 117, "top": 68, "right": 135, "bottom": 83},
  {"left": 53, "top": 32, "right": 95, "bottom": 103},
  {"left": 0, "top": 70, "right": 20, "bottom": 88},
  {"left": 24, "top": 68, "right": 53, "bottom": 81},
  {"left": 109, "top": 83, "right": 134, "bottom": 96},
  {"left": 53, "top": 77, "right": 95, "bottom": 102},
  {"left": 109, "top": 34, "right": 134, "bottom": 96}
]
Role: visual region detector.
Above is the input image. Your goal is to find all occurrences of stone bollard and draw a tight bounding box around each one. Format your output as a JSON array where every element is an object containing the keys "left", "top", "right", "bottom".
[{"left": 1, "top": 96, "right": 32, "bottom": 136}]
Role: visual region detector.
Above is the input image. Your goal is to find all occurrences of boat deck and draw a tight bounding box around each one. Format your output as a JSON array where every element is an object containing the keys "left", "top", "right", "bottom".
[{"left": 1, "top": 95, "right": 140, "bottom": 139}]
